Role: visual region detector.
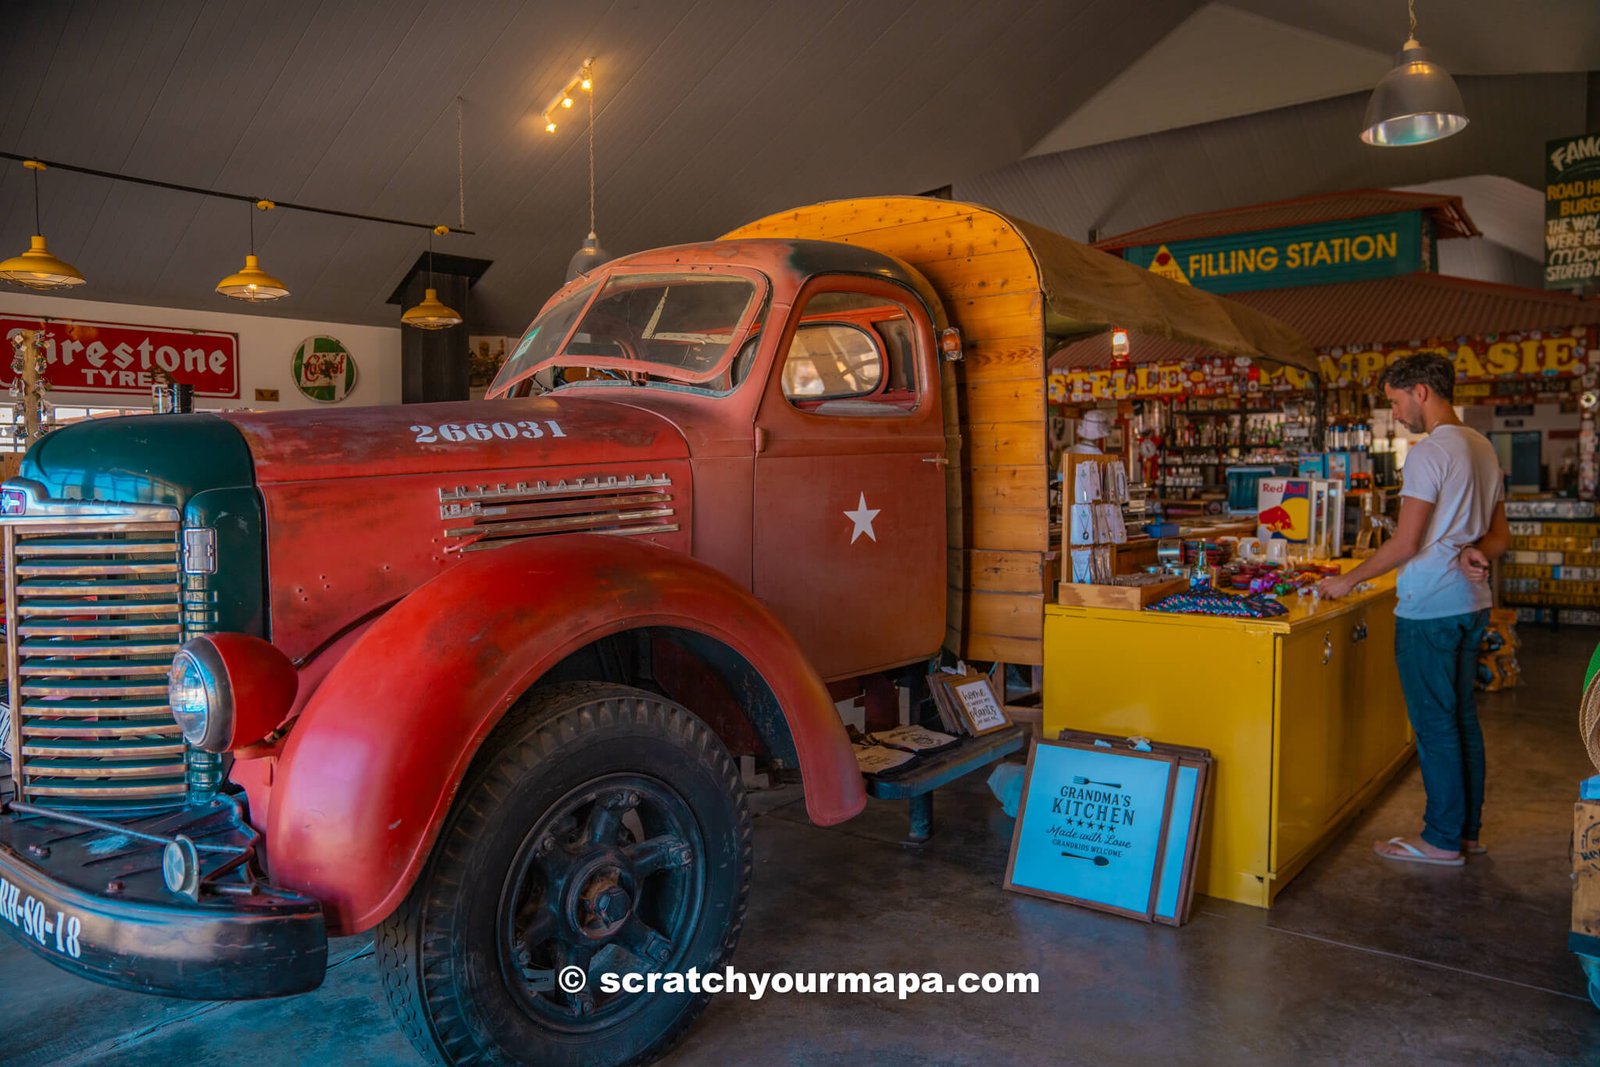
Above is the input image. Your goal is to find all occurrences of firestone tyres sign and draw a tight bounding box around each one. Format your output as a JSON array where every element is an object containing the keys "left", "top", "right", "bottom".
[
  {"left": 0, "top": 315, "right": 240, "bottom": 398},
  {"left": 1545, "top": 132, "right": 1600, "bottom": 290}
]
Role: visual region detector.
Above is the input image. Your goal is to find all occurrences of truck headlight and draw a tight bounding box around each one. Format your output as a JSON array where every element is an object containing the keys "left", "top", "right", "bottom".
[
  {"left": 168, "top": 634, "right": 298, "bottom": 753},
  {"left": 169, "top": 646, "right": 229, "bottom": 750}
]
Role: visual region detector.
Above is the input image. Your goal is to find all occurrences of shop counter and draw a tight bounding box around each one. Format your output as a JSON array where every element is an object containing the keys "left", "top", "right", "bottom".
[{"left": 1043, "top": 574, "right": 1411, "bottom": 907}]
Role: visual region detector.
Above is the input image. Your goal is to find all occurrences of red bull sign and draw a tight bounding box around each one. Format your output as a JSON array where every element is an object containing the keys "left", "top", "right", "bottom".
[{"left": 1256, "top": 480, "right": 1313, "bottom": 543}]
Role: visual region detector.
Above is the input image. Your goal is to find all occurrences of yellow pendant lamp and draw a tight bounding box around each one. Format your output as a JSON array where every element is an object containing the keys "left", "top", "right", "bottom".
[
  {"left": 0, "top": 161, "right": 86, "bottom": 290},
  {"left": 402, "top": 226, "right": 462, "bottom": 330},
  {"left": 217, "top": 200, "right": 289, "bottom": 302}
]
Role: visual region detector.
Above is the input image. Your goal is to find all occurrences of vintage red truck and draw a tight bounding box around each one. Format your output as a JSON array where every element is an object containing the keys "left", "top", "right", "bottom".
[{"left": 0, "top": 196, "right": 1309, "bottom": 1065}]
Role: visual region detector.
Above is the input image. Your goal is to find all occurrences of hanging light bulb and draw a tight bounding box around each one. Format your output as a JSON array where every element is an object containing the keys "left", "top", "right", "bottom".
[
  {"left": 566, "top": 60, "right": 614, "bottom": 282},
  {"left": 0, "top": 161, "right": 86, "bottom": 290},
  {"left": 402, "top": 226, "right": 463, "bottom": 330},
  {"left": 217, "top": 200, "right": 289, "bottom": 301},
  {"left": 545, "top": 119, "right": 558, "bottom": 134},
  {"left": 566, "top": 231, "right": 612, "bottom": 281},
  {"left": 561, "top": 96, "right": 574, "bottom": 109},
  {"left": 1360, "top": 0, "right": 1468, "bottom": 147}
]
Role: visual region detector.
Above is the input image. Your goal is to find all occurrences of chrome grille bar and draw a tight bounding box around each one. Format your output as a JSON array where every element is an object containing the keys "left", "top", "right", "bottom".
[
  {"left": 4, "top": 513, "right": 187, "bottom": 811},
  {"left": 439, "top": 473, "right": 680, "bottom": 552}
]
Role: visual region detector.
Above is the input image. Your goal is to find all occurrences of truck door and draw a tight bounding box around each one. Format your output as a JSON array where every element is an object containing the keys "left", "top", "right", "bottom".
[{"left": 752, "top": 276, "right": 947, "bottom": 680}]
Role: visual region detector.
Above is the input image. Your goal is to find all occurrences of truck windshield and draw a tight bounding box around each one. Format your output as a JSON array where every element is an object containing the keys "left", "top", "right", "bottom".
[
  {"left": 492, "top": 280, "right": 599, "bottom": 392},
  {"left": 493, "top": 272, "right": 760, "bottom": 395}
]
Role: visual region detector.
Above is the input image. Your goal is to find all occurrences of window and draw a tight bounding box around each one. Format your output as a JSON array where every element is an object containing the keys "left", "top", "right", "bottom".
[
  {"left": 493, "top": 273, "right": 762, "bottom": 396},
  {"left": 0, "top": 405, "right": 147, "bottom": 453},
  {"left": 782, "top": 324, "right": 881, "bottom": 398},
  {"left": 781, "top": 289, "right": 920, "bottom": 415},
  {"left": 492, "top": 280, "right": 598, "bottom": 393}
]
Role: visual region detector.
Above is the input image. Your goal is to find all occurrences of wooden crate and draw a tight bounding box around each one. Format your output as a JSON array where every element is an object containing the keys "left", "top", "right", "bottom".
[{"left": 1055, "top": 576, "right": 1186, "bottom": 610}]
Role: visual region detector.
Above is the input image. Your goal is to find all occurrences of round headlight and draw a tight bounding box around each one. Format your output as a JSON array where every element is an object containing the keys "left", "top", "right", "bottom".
[
  {"left": 168, "top": 644, "right": 233, "bottom": 750},
  {"left": 167, "top": 635, "right": 296, "bottom": 754},
  {"left": 169, "top": 650, "right": 211, "bottom": 744}
]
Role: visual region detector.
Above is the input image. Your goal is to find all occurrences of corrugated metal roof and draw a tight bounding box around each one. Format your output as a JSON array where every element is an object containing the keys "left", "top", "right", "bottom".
[
  {"left": 1049, "top": 272, "right": 1600, "bottom": 370},
  {"left": 1092, "top": 189, "right": 1480, "bottom": 251}
]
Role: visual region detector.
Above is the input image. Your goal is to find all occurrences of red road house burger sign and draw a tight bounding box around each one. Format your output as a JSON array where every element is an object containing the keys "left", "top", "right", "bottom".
[{"left": 0, "top": 315, "right": 240, "bottom": 399}]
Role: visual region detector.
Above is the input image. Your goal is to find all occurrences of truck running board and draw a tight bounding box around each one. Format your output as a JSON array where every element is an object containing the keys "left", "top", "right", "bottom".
[{"left": 862, "top": 725, "right": 1025, "bottom": 844}]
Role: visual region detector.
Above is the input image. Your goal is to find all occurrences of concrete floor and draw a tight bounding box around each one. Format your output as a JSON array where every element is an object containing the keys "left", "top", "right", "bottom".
[{"left": 5, "top": 626, "right": 1599, "bottom": 1066}]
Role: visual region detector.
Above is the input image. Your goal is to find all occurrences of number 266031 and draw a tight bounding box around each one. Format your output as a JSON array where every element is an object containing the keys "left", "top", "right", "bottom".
[{"left": 410, "top": 421, "right": 566, "bottom": 445}]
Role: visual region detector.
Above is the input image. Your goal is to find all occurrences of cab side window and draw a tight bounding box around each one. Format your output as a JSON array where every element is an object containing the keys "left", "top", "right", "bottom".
[{"left": 780, "top": 290, "right": 919, "bottom": 415}]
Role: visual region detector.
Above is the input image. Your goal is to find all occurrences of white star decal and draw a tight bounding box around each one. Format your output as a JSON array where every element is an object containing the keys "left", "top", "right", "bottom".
[{"left": 844, "top": 492, "right": 880, "bottom": 544}]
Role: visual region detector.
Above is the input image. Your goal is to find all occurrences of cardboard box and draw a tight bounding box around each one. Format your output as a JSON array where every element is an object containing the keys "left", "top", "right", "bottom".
[{"left": 1576, "top": 801, "right": 1600, "bottom": 937}]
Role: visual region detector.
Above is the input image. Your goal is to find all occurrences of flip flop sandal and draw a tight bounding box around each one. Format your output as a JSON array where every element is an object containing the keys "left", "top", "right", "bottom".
[
  {"left": 1374, "top": 836, "right": 1465, "bottom": 867},
  {"left": 1462, "top": 842, "right": 1488, "bottom": 855}
]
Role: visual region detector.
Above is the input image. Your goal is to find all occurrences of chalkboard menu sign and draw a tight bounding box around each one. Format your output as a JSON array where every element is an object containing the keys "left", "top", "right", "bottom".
[
  {"left": 1546, "top": 132, "right": 1600, "bottom": 290},
  {"left": 1005, "top": 734, "right": 1211, "bottom": 925}
]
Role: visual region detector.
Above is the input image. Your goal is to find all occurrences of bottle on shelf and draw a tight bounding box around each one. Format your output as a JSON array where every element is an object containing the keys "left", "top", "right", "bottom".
[{"left": 1189, "top": 546, "right": 1212, "bottom": 591}]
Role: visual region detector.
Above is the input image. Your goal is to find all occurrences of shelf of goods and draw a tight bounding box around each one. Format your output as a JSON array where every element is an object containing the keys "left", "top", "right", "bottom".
[
  {"left": 1502, "top": 500, "right": 1600, "bottom": 626},
  {"left": 1044, "top": 570, "right": 1410, "bottom": 908}
]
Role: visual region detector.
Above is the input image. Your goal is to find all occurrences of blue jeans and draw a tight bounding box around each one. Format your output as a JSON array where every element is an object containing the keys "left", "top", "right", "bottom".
[{"left": 1394, "top": 609, "right": 1489, "bottom": 852}]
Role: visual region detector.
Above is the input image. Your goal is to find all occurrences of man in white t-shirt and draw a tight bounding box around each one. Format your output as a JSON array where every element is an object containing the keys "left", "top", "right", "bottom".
[{"left": 1317, "top": 353, "right": 1509, "bottom": 867}]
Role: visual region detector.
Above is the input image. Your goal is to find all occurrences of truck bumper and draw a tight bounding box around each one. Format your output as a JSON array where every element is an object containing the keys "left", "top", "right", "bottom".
[{"left": 0, "top": 794, "right": 327, "bottom": 1000}]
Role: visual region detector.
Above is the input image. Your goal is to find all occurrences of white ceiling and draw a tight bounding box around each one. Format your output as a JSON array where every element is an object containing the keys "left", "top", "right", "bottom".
[
  {"left": 1030, "top": 1, "right": 1600, "bottom": 156},
  {"left": 0, "top": 0, "right": 1595, "bottom": 336},
  {"left": 1027, "top": 4, "right": 1395, "bottom": 156}
]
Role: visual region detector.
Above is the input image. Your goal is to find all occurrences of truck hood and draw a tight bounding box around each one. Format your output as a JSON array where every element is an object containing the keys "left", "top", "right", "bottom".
[
  {"left": 220, "top": 395, "right": 689, "bottom": 484},
  {"left": 19, "top": 412, "right": 255, "bottom": 507}
]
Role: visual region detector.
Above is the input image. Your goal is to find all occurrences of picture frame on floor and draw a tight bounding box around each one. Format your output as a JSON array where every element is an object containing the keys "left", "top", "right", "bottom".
[{"left": 1005, "top": 732, "right": 1211, "bottom": 925}]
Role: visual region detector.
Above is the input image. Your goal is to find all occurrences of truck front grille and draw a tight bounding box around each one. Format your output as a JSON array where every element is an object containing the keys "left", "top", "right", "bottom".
[{"left": 4, "top": 517, "right": 187, "bottom": 812}]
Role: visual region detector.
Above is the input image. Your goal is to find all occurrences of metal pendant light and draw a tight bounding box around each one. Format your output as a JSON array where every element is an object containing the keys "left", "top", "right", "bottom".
[
  {"left": 566, "top": 61, "right": 612, "bottom": 281},
  {"left": 217, "top": 200, "right": 289, "bottom": 301},
  {"left": 402, "top": 226, "right": 463, "bottom": 330},
  {"left": 0, "top": 161, "right": 86, "bottom": 290},
  {"left": 1360, "top": 0, "right": 1468, "bottom": 147}
]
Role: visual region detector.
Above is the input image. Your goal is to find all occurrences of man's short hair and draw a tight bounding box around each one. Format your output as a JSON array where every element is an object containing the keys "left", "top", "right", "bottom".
[{"left": 1380, "top": 352, "right": 1455, "bottom": 402}]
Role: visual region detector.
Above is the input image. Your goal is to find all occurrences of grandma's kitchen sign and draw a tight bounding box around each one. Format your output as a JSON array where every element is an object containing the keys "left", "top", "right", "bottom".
[
  {"left": 0, "top": 315, "right": 239, "bottom": 398},
  {"left": 1006, "top": 736, "right": 1209, "bottom": 925}
]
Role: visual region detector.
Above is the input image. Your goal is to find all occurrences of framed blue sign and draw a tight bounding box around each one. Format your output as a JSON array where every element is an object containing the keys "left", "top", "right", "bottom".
[{"left": 1005, "top": 735, "right": 1211, "bottom": 925}]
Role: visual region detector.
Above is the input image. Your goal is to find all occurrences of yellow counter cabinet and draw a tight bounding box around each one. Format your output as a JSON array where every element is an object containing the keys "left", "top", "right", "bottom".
[{"left": 1042, "top": 576, "right": 1412, "bottom": 908}]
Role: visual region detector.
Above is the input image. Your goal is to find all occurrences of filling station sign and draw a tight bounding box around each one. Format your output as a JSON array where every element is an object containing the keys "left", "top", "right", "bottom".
[
  {"left": 1546, "top": 132, "right": 1600, "bottom": 290},
  {"left": 0, "top": 315, "right": 240, "bottom": 398},
  {"left": 1121, "top": 211, "right": 1428, "bottom": 294}
]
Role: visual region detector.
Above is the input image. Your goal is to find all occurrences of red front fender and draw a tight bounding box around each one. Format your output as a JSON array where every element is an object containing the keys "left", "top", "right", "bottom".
[{"left": 263, "top": 535, "right": 864, "bottom": 934}]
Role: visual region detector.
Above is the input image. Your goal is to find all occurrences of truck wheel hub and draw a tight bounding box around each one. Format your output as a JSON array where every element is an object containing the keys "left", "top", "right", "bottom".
[
  {"left": 498, "top": 771, "right": 707, "bottom": 1024},
  {"left": 574, "top": 865, "right": 632, "bottom": 938}
]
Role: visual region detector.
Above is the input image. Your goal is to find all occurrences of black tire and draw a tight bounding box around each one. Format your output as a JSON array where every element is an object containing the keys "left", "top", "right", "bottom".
[{"left": 377, "top": 682, "right": 753, "bottom": 1066}]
